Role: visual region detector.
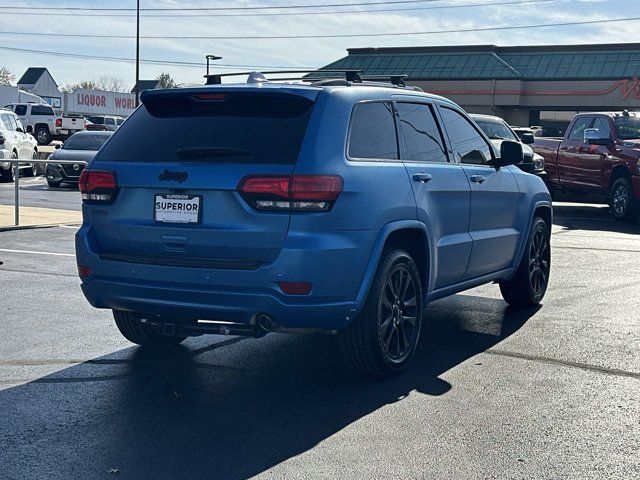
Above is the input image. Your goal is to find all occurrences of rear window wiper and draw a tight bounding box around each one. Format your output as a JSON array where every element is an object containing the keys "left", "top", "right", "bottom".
[{"left": 176, "top": 146, "right": 250, "bottom": 160}]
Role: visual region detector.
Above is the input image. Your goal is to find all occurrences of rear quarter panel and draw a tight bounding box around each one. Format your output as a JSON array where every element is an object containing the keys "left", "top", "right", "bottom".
[{"left": 289, "top": 88, "right": 418, "bottom": 302}]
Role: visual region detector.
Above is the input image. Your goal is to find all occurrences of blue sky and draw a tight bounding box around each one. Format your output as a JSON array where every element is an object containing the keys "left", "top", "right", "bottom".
[{"left": 1, "top": 0, "right": 639, "bottom": 89}]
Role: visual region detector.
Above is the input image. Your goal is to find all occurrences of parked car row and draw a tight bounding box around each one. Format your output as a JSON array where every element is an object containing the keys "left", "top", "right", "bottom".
[
  {"left": 1, "top": 102, "right": 126, "bottom": 145},
  {"left": 85, "top": 115, "right": 125, "bottom": 131}
]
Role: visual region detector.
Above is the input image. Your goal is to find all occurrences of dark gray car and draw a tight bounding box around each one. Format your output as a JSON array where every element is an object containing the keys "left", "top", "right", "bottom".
[
  {"left": 470, "top": 113, "right": 546, "bottom": 178},
  {"left": 46, "top": 131, "right": 112, "bottom": 187}
]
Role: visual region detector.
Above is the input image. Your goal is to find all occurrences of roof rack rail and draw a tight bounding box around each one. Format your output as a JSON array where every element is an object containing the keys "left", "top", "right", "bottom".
[{"left": 204, "top": 69, "right": 362, "bottom": 85}]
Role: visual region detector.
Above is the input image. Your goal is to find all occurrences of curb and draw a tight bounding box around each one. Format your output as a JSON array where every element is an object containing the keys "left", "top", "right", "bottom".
[{"left": 0, "top": 222, "right": 81, "bottom": 233}]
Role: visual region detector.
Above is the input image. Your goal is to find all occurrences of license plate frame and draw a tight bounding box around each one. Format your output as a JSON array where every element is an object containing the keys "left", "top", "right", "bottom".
[{"left": 154, "top": 194, "right": 201, "bottom": 224}]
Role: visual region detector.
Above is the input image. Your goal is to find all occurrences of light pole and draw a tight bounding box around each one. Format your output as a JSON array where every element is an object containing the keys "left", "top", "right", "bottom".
[{"left": 135, "top": 0, "right": 140, "bottom": 106}]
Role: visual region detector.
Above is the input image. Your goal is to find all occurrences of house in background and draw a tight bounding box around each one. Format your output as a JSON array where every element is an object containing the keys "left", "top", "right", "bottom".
[
  {"left": 17, "top": 67, "right": 62, "bottom": 109},
  {"left": 131, "top": 80, "right": 160, "bottom": 97}
]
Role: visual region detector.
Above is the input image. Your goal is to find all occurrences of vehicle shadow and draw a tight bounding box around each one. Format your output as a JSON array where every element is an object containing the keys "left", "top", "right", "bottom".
[
  {"left": 553, "top": 203, "right": 640, "bottom": 234},
  {"left": 0, "top": 294, "right": 538, "bottom": 479}
]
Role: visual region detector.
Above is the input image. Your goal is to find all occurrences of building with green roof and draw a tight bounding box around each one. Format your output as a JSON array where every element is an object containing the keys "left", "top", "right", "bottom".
[{"left": 320, "top": 43, "right": 640, "bottom": 133}]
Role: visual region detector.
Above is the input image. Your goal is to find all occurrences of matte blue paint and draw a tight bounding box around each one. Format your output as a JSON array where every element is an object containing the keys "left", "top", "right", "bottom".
[{"left": 76, "top": 83, "right": 551, "bottom": 330}]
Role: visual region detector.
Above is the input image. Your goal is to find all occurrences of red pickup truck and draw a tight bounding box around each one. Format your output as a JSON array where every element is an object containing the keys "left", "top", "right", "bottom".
[{"left": 533, "top": 111, "right": 640, "bottom": 221}]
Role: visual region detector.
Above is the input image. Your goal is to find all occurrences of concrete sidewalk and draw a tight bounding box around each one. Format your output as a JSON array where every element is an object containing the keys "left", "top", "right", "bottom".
[{"left": 0, "top": 204, "right": 81, "bottom": 229}]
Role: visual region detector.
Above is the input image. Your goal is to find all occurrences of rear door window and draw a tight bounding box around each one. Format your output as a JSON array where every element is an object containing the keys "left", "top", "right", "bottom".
[
  {"left": 97, "top": 92, "right": 315, "bottom": 164},
  {"left": 396, "top": 102, "right": 447, "bottom": 163},
  {"left": 31, "top": 105, "right": 55, "bottom": 116},
  {"left": 348, "top": 102, "right": 398, "bottom": 160}
]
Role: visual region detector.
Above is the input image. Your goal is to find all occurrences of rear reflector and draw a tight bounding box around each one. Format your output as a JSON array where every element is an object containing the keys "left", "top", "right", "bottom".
[
  {"left": 79, "top": 170, "right": 118, "bottom": 203},
  {"left": 77, "top": 265, "right": 91, "bottom": 278},
  {"left": 238, "top": 175, "right": 342, "bottom": 212},
  {"left": 279, "top": 281, "right": 312, "bottom": 295}
]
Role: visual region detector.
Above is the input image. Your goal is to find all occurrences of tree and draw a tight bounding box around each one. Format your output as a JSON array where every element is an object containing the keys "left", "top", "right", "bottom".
[
  {"left": 155, "top": 72, "right": 176, "bottom": 89},
  {"left": 0, "top": 66, "right": 15, "bottom": 86},
  {"left": 60, "top": 80, "right": 97, "bottom": 92},
  {"left": 96, "top": 76, "right": 128, "bottom": 92}
]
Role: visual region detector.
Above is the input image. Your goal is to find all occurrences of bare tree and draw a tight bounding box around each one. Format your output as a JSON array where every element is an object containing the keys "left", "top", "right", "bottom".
[
  {"left": 96, "top": 76, "right": 128, "bottom": 92},
  {"left": 60, "top": 80, "right": 97, "bottom": 92},
  {"left": 0, "top": 66, "right": 15, "bottom": 86},
  {"left": 155, "top": 72, "right": 176, "bottom": 89}
]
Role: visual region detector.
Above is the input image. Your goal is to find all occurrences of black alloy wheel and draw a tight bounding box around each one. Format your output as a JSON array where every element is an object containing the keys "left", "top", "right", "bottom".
[{"left": 379, "top": 265, "right": 419, "bottom": 363}]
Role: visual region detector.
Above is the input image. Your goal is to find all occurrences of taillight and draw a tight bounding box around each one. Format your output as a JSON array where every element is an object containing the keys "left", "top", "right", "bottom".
[
  {"left": 55, "top": 118, "right": 62, "bottom": 128},
  {"left": 238, "top": 175, "right": 343, "bottom": 212},
  {"left": 79, "top": 170, "right": 118, "bottom": 203}
]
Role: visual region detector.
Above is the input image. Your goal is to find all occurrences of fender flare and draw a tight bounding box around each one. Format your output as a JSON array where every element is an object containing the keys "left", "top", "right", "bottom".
[
  {"left": 507, "top": 199, "right": 553, "bottom": 280},
  {"left": 354, "top": 219, "right": 434, "bottom": 309}
]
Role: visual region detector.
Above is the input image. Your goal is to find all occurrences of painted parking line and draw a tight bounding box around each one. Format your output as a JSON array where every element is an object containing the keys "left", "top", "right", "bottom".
[{"left": 0, "top": 248, "right": 75, "bottom": 257}]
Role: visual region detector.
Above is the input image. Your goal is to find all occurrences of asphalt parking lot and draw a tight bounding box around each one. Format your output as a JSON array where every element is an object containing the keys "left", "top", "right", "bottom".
[
  {"left": 0, "top": 176, "right": 81, "bottom": 211},
  {"left": 0, "top": 202, "right": 639, "bottom": 480}
]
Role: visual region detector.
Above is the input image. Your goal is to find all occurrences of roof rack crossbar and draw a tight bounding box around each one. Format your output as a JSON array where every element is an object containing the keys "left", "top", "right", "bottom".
[
  {"left": 204, "top": 69, "right": 362, "bottom": 85},
  {"left": 359, "top": 75, "right": 408, "bottom": 87}
]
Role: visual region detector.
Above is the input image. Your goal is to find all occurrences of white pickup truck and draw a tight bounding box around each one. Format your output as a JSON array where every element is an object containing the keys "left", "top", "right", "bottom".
[{"left": 4, "top": 103, "right": 86, "bottom": 145}]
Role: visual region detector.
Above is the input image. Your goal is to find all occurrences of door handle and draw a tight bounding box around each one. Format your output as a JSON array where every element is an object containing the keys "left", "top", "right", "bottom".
[
  {"left": 412, "top": 173, "right": 432, "bottom": 183},
  {"left": 470, "top": 175, "right": 486, "bottom": 184}
]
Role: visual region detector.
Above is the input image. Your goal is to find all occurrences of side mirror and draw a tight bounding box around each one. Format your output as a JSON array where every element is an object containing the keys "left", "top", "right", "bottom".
[
  {"left": 520, "top": 132, "right": 535, "bottom": 144},
  {"left": 55, "top": 144, "right": 62, "bottom": 150},
  {"left": 495, "top": 140, "right": 523, "bottom": 168},
  {"left": 584, "top": 128, "right": 613, "bottom": 146},
  {"left": 16, "top": 127, "right": 24, "bottom": 133}
]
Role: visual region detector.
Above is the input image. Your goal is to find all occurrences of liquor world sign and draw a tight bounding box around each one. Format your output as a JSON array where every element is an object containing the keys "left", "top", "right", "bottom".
[{"left": 65, "top": 89, "right": 137, "bottom": 116}]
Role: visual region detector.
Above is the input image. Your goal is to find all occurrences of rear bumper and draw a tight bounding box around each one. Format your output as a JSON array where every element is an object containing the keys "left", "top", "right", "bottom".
[
  {"left": 80, "top": 279, "right": 358, "bottom": 330},
  {"left": 76, "top": 224, "right": 376, "bottom": 330}
]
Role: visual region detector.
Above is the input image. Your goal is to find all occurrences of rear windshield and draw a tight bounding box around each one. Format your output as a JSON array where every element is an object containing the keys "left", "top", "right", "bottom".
[
  {"left": 63, "top": 134, "right": 111, "bottom": 151},
  {"left": 97, "top": 92, "right": 315, "bottom": 164}
]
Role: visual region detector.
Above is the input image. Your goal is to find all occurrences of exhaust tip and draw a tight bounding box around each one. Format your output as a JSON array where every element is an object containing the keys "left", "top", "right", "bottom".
[{"left": 255, "top": 314, "right": 274, "bottom": 331}]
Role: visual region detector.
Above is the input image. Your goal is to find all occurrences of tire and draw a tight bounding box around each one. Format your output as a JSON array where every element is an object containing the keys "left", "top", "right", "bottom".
[
  {"left": 339, "top": 248, "right": 423, "bottom": 376},
  {"left": 47, "top": 179, "right": 61, "bottom": 188},
  {"left": 30, "top": 151, "right": 40, "bottom": 176},
  {"left": 0, "top": 152, "right": 18, "bottom": 182},
  {"left": 499, "top": 216, "right": 550, "bottom": 307},
  {"left": 35, "top": 127, "right": 51, "bottom": 145},
  {"left": 113, "top": 310, "right": 186, "bottom": 347},
  {"left": 609, "top": 177, "right": 639, "bottom": 222}
]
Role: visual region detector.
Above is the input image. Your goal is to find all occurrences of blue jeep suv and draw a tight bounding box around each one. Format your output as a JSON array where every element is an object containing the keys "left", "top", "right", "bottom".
[{"left": 76, "top": 77, "right": 552, "bottom": 375}]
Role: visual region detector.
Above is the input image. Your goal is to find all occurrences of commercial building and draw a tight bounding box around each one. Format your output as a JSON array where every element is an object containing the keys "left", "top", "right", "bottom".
[
  {"left": 320, "top": 43, "right": 640, "bottom": 134},
  {"left": 13, "top": 67, "right": 139, "bottom": 117}
]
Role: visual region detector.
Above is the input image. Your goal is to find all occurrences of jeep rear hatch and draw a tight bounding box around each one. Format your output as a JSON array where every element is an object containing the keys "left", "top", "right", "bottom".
[{"left": 85, "top": 88, "right": 318, "bottom": 266}]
